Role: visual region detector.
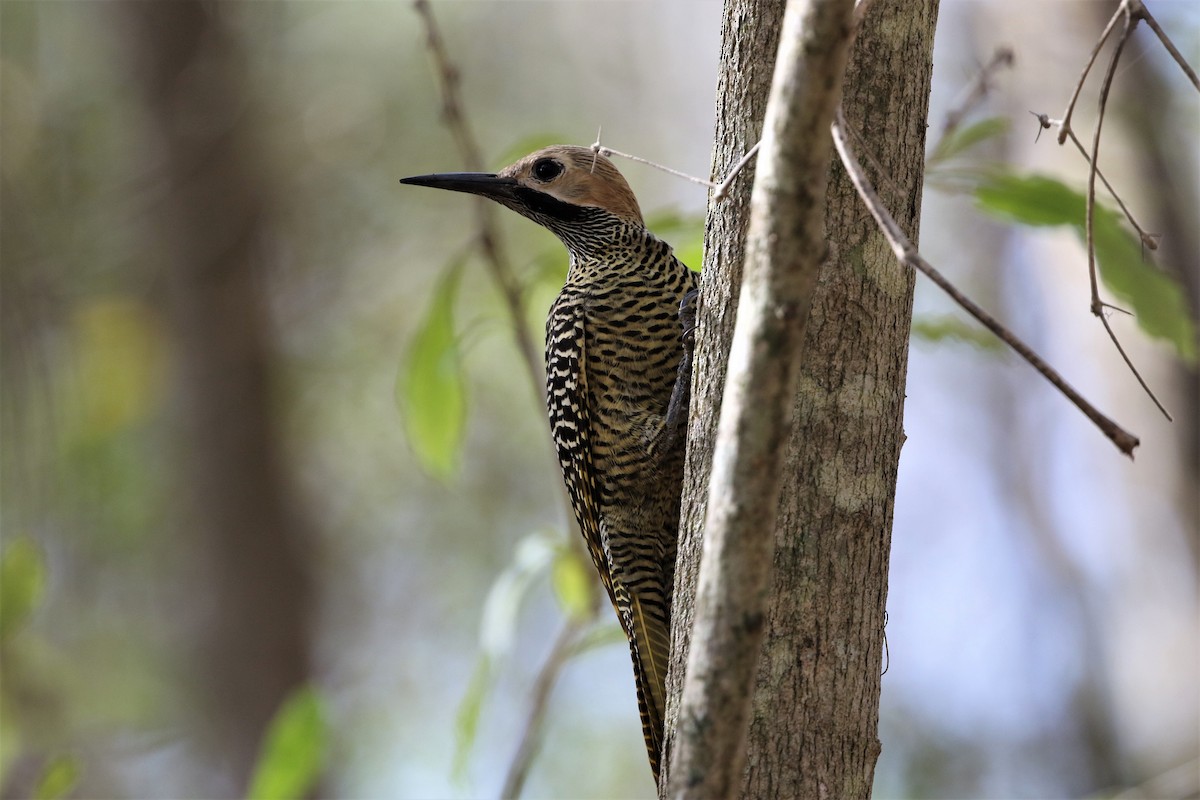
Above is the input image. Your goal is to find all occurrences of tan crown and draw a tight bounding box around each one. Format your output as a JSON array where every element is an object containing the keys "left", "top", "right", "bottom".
[{"left": 498, "top": 145, "right": 644, "bottom": 225}]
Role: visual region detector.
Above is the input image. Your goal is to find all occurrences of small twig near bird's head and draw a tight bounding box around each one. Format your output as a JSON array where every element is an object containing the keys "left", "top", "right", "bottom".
[
  {"left": 411, "top": 0, "right": 545, "bottom": 410},
  {"left": 589, "top": 132, "right": 717, "bottom": 191},
  {"left": 588, "top": 128, "right": 761, "bottom": 203}
]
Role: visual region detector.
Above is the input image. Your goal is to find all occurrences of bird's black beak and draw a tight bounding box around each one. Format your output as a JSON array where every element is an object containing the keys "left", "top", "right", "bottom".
[{"left": 399, "top": 172, "right": 519, "bottom": 200}]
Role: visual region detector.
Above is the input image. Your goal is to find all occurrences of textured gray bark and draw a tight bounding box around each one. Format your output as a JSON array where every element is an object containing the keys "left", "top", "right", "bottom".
[
  {"left": 662, "top": 0, "right": 940, "bottom": 797},
  {"left": 661, "top": 4, "right": 786, "bottom": 782},
  {"left": 664, "top": 0, "right": 856, "bottom": 797}
]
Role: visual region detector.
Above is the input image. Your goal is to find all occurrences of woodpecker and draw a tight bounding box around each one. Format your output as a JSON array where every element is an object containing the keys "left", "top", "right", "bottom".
[{"left": 402, "top": 145, "right": 697, "bottom": 781}]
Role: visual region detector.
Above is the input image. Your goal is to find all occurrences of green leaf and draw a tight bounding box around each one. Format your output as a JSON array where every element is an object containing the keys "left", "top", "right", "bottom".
[
  {"left": 34, "top": 755, "right": 79, "bottom": 800},
  {"left": 397, "top": 260, "right": 467, "bottom": 479},
  {"left": 551, "top": 546, "right": 594, "bottom": 622},
  {"left": 975, "top": 173, "right": 1081, "bottom": 227},
  {"left": 246, "top": 687, "right": 327, "bottom": 800},
  {"left": 975, "top": 173, "right": 1197, "bottom": 362},
  {"left": 912, "top": 315, "right": 1003, "bottom": 351},
  {"left": 0, "top": 538, "right": 46, "bottom": 641},
  {"left": 928, "top": 117, "right": 1009, "bottom": 167},
  {"left": 452, "top": 656, "right": 492, "bottom": 782}
]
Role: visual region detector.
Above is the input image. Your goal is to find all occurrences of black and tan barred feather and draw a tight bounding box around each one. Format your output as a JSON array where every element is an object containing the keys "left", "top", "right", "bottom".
[{"left": 543, "top": 223, "right": 695, "bottom": 781}]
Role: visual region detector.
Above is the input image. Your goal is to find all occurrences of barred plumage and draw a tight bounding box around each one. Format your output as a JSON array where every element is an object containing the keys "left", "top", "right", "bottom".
[{"left": 402, "top": 146, "right": 697, "bottom": 783}]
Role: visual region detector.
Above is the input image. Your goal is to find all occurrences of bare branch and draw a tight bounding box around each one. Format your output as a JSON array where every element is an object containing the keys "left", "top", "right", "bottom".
[
  {"left": 589, "top": 139, "right": 716, "bottom": 191},
  {"left": 1084, "top": 6, "right": 1133, "bottom": 317},
  {"left": 1084, "top": 6, "right": 1172, "bottom": 421},
  {"left": 499, "top": 616, "right": 590, "bottom": 800},
  {"left": 942, "top": 46, "right": 1014, "bottom": 138},
  {"left": 1099, "top": 310, "right": 1172, "bottom": 421},
  {"left": 1057, "top": 4, "right": 1124, "bottom": 145},
  {"left": 844, "top": 114, "right": 905, "bottom": 204},
  {"left": 412, "top": 0, "right": 544, "bottom": 407},
  {"left": 1130, "top": 0, "right": 1200, "bottom": 91},
  {"left": 712, "top": 140, "right": 761, "bottom": 202},
  {"left": 1074, "top": 130, "right": 1158, "bottom": 251},
  {"left": 1032, "top": 111, "right": 1159, "bottom": 252},
  {"left": 831, "top": 107, "right": 1140, "bottom": 457}
]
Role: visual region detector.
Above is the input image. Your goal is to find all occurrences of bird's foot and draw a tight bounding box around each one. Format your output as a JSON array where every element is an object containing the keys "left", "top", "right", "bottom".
[{"left": 679, "top": 289, "right": 699, "bottom": 346}]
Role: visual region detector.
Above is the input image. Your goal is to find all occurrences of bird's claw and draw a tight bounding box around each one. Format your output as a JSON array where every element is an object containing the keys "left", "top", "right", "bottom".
[{"left": 679, "top": 289, "right": 699, "bottom": 346}]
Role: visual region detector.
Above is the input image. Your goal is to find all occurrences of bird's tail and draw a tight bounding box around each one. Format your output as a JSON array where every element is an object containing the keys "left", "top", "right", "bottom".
[{"left": 626, "top": 593, "right": 672, "bottom": 783}]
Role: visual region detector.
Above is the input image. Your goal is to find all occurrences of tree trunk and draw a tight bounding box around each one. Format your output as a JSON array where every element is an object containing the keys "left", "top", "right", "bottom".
[
  {"left": 664, "top": 0, "right": 939, "bottom": 796},
  {"left": 122, "top": 3, "right": 316, "bottom": 793}
]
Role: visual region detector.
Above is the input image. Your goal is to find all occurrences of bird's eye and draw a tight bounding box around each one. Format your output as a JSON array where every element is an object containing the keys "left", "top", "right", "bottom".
[{"left": 531, "top": 158, "right": 564, "bottom": 182}]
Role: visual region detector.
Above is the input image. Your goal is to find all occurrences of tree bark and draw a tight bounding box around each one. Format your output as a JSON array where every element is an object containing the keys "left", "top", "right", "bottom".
[
  {"left": 665, "top": 0, "right": 856, "bottom": 796},
  {"left": 662, "top": 3, "right": 785, "bottom": 784},
  {"left": 664, "top": 0, "right": 939, "bottom": 797}
]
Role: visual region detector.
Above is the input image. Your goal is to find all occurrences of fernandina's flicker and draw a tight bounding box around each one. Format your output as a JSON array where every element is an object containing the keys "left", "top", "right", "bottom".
[{"left": 402, "top": 145, "right": 697, "bottom": 781}]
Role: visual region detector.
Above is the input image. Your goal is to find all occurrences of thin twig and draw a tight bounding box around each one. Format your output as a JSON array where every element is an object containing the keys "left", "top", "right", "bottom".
[
  {"left": 1085, "top": 6, "right": 1134, "bottom": 317},
  {"left": 942, "top": 46, "right": 1015, "bottom": 138},
  {"left": 1084, "top": 6, "right": 1172, "bottom": 421},
  {"left": 413, "top": 0, "right": 545, "bottom": 407},
  {"left": 499, "top": 615, "right": 589, "bottom": 799},
  {"left": 590, "top": 130, "right": 760, "bottom": 204},
  {"left": 1067, "top": 121, "right": 1158, "bottom": 252},
  {"left": 712, "top": 140, "right": 761, "bottom": 201},
  {"left": 831, "top": 106, "right": 1140, "bottom": 457},
  {"left": 1130, "top": 0, "right": 1200, "bottom": 91},
  {"left": 1032, "top": 111, "right": 1159, "bottom": 253},
  {"left": 590, "top": 138, "right": 716, "bottom": 191},
  {"left": 1057, "top": 4, "right": 1124, "bottom": 145}
]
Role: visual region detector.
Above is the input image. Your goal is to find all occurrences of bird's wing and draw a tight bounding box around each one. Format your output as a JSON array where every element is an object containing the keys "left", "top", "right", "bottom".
[
  {"left": 546, "top": 297, "right": 612, "bottom": 605},
  {"left": 545, "top": 297, "right": 667, "bottom": 780}
]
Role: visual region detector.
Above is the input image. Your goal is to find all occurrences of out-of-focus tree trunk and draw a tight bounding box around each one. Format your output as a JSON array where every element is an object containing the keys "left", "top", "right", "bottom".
[
  {"left": 121, "top": 3, "right": 314, "bottom": 793},
  {"left": 664, "top": 0, "right": 939, "bottom": 796}
]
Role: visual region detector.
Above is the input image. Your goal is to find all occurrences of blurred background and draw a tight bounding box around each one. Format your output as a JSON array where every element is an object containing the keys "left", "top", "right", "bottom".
[{"left": 1, "top": 1, "right": 1196, "bottom": 798}]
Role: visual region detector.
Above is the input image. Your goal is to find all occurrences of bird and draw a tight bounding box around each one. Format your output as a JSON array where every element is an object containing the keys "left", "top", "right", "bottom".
[{"left": 402, "top": 145, "right": 698, "bottom": 782}]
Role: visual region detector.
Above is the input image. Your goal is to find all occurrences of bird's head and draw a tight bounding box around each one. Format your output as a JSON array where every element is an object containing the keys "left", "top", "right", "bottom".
[{"left": 401, "top": 145, "right": 644, "bottom": 238}]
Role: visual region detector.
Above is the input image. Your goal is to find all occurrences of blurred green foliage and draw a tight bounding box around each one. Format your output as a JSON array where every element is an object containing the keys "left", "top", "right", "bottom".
[
  {"left": 246, "top": 687, "right": 328, "bottom": 800},
  {"left": 925, "top": 112, "right": 1196, "bottom": 363},
  {"left": 33, "top": 755, "right": 80, "bottom": 800},
  {"left": 551, "top": 544, "right": 594, "bottom": 624},
  {"left": 926, "top": 117, "right": 1010, "bottom": 170},
  {"left": 975, "top": 173, "right": 1197, "bottom": 363},
  {"left": 0, "top": 539, "right": 46, "bottom": 642},
  {"left": 396, "top": 258, "right": 468, "bottom": 480},
  {"left": 911, "top": 315, "right": 1005, "bottom": 350}
]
